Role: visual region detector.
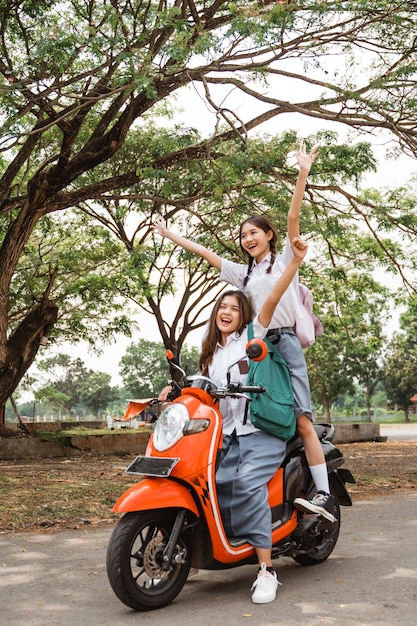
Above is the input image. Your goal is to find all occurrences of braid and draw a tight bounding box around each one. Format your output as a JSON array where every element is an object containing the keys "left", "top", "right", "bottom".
[
  {"left": 243, "top": 257, "right": 254, "bottom": 286},
  {"left": 267, "top": 249, "right": 276, "bottom": 275},
  {"left": 239, "top": 215, "right": 280, "bottom": 280}
]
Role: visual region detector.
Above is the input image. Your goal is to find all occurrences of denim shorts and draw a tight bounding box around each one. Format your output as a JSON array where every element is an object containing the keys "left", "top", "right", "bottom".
[{"left": 270, "top": 331, "right": 312, "bottom": 421}]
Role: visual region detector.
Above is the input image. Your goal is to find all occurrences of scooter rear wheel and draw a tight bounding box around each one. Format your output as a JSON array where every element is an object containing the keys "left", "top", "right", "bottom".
[
  {"left": 106, "top": 510, "right": 192, "bottom": 611},
  {"left": 292, "top": 492, "right": 341, "bottom": 565}
]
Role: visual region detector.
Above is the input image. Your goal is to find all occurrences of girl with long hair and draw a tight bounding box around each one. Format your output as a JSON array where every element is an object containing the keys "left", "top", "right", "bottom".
[{"left": 160, "top": 237, "right": 308, "bottom": 604}]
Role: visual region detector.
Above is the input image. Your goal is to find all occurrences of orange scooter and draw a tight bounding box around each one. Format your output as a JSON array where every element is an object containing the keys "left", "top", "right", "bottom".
[{"left": 106, "top": 343, "right": 355, "bottom": 612}]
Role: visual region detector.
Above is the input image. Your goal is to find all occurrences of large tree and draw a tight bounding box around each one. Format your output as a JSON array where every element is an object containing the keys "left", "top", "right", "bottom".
[{"left": 1, "top": 0, "right": 417, "bottom": 421}]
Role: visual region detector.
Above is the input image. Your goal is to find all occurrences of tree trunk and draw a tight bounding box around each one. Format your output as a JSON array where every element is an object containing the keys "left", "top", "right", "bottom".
[
  {"left": 365, "top": 384, "right": 372, "bottom": 422},
  {"left": 322, "top": 394, "right": 331, "bottom": 422},
  {"left": 0, "top": 300, "right": 58, "bottom": 415},
  {"left": 10, "top": 395, "right": 30, "bottom": 433}
]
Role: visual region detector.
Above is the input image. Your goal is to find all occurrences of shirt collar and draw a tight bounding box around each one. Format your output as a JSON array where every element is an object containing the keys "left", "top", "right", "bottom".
[
  {"left": 217, "top": 330, "right": 242, "bottom": 349},
  {"left": 253, "top": 251, "right": 272, "bottom": 268}
]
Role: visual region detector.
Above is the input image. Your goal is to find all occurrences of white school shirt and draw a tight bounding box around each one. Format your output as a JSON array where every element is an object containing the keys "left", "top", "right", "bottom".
[
  {"left": 220, "top": 236, "right": 299, "bottom": 329},
  {"left": 208, "top": 315, "right": 267, "bottom": 436}
]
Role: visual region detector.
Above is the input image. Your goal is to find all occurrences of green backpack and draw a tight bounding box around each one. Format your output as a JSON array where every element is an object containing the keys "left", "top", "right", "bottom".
[{"left": 246, "top": 323, "right": 296, "bottom": 441}]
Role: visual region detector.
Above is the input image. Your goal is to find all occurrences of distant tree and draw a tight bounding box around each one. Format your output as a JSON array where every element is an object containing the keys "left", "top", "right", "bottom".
[
  {"left": 398, "top": 297, "right": 417, "bottom": 352},
  {"left": 370, "top": 382, "right": 388, "bottom": 412},
  {"left": 35, "top": 354, "right": 118, "bottom": 417},
  {"left": 342, "top": 315, "right": 386, "bottom": 421},
  {"left": 119, "top": 339, "right": 199, "bottom": 398},
  {"left": 35, "top": 386, "right": 72, "bottom": 417},
  {"left": 306, "top": 321, "right": 355, "bottom": 421},
  {"left": 36, "top": 354, "right": 88, "bottom": 416},
  {"left": 382, "top": 296, "right": 417, "bottom": 421},
  {"left": 79, "top": 371, "right": 119, "bottom": 418},
  {"left": 383, "top": 337, "right": 417, "bottom": 422},
  {"left": 306, "top": 270, "right": 389, "bottom": 421}
]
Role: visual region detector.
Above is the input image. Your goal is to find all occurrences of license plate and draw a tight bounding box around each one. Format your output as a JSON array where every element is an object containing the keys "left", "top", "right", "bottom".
[{"left": 125, "top": 455, "right": 179, "bottom": 477}]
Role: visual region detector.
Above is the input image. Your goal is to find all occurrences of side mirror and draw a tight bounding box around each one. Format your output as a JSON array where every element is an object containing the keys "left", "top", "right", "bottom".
[{"left": 246, "top": 338, "right": 268, "bottom": 362}]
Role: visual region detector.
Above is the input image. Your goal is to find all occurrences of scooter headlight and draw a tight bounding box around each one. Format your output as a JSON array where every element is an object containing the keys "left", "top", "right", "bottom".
[{"left": 153, "top": 403, "right": 189, "bottom": 451}]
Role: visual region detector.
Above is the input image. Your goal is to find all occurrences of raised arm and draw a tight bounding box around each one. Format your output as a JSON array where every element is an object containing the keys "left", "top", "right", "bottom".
[
  {"left": 152, "top": 216, "right": 222, "bottom": 271},
  {"left": 258, "top": 237, "right": 307, "bottom": 328},
  {"left": 287, "top": 142, "right": 319, "bottom": 241}
]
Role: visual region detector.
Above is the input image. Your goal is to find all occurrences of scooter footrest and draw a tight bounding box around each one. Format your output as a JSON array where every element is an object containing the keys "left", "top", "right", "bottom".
[{"left": 228, "top": 537, "right": 248, "bottom": 547}]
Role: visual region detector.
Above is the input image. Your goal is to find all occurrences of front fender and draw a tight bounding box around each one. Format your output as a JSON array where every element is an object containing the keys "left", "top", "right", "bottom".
[{"left": 113, "top": 477, "right": 200, "bottom": 517}]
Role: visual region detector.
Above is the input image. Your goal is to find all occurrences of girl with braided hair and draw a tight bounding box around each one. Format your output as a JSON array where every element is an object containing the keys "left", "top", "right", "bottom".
[
  {"left": 241, "top": 215, "right": 279, "bottom": 286},
  {"left": 152, "top": 142, "right": 335, "bottom": 522}
]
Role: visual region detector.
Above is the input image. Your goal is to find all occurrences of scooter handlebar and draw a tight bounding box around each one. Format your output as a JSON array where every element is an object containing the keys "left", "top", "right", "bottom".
[
  {"left": 210, "top": 383, "right": 266, "bottom": 398},
  {"left": 237, "top": 385, "right": 266, "bottom": 394}
]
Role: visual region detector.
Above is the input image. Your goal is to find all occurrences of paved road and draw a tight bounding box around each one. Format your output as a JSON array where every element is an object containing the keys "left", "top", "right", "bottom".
[
  {"left": 380, "top": 422, "right": 417, "bottom": 440},
  {"left": 1, "top": 491, "right": 417, "bottom": 626}
]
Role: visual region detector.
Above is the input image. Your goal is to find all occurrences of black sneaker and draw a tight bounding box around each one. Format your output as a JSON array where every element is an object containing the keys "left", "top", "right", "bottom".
[{"left": 293, "top": 491, "right": 336, "bottom": 522}]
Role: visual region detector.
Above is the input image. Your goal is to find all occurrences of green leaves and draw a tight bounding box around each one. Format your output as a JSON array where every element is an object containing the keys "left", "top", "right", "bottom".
[
  {"left": 306, "top": 272, "right": 389, "bottom": 419},
  {"left": 119, "top": 339, "right": 199, "bottom": 398},
  {"left": 8, "top": 212, "right": 135, "bottom": 345},
  {"left": 383, "top": 322, "right": 417, "bottom": 420},
  {"left": 1, "top": 0, "right": 417, "bottom": 414},
  {"left": 35, "top": 353, "right": 118, "bottom": 417}
]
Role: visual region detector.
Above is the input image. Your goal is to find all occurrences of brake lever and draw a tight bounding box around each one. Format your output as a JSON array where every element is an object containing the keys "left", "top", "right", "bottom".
[{"left": 229, "top": 393, "right": 252, "bottom": 401}]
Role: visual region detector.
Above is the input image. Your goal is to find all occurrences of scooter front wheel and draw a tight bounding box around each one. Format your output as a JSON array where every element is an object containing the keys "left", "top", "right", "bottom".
[{"left": 106, "top": 510, "right": 192, "bottom": 611}]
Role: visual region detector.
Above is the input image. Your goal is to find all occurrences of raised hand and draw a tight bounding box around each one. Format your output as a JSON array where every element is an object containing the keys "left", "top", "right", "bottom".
[
  {"left": 290, "top": 236, "right": 308, "bottom": 261},
  {"left": 297, "top": 141, "right": 319, "bottom": 173},
  {"left": 151, "top": 216, "right": 168, "bottom": 237}
]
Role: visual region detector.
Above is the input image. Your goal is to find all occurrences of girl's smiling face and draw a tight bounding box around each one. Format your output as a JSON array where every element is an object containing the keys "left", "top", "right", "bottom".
[
  {"left": 216, "top": 294, "right": 242, "bottom": 343},
  {"left": 240, "top": 222, "right": 273, "bottom": 262}
]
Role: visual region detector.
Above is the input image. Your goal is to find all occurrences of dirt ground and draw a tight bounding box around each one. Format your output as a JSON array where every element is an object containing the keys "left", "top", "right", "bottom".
[{"left": 1, "top": 440, "right": 416, "bottom": 534}]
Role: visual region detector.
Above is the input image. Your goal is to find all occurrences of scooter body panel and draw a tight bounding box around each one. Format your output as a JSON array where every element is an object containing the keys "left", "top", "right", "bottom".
[
  {"left": 113, "top": 476, "right": 200, "bottom": 517},
  {"left": 145, "top": 395, "right": 222, "bottom": 480}
]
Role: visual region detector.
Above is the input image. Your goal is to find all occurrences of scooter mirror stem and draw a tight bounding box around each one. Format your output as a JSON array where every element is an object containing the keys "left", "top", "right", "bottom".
[
  {"left": 226, "top": 355, "right": 247, "bottom": 383},
  {"left": 165, "top": 351, "right": 187, "bottom": 379}
]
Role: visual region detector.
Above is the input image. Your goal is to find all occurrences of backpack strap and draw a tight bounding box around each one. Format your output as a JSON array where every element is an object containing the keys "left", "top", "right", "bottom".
[
  {"left": 243, "top": 399, "right": 250, "bottom": 425},
  {"left": 243, "top": 322, "right": 254, "bottom": 425},
  {"left": 243, "top": 323, "right": 276, "bottom": 426}
]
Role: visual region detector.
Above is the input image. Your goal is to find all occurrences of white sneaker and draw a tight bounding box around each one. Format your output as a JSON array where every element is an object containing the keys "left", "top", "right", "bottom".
[{"left": 251, "top": 563, "right": 281, "bottom": 604}]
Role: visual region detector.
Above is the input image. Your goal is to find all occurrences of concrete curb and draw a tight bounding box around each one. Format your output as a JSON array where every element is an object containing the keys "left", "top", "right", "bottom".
[
  {"left": 332, "top": 422, "right": 380, "bottom": 444},
  {"left": 0, "top": 423, "right": 381, "bottom": 460},
  {"left": 0, "top": 431, "right": 151, "bottom": 460}
]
